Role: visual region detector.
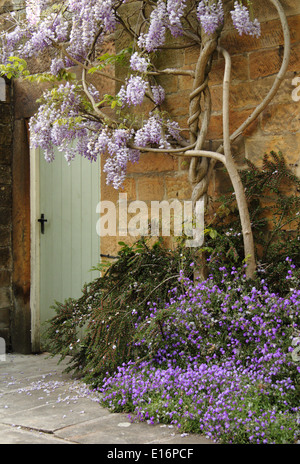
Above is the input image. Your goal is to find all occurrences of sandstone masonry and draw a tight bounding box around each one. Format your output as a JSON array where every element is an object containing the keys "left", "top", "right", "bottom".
[{"left": 0, "top": 78, "right": 13, "bottom": 348}]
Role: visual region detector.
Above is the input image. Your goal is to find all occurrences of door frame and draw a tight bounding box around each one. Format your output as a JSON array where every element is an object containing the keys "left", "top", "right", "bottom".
[{"left": 30, "top": 146, "right": 41, "bottom": 352}]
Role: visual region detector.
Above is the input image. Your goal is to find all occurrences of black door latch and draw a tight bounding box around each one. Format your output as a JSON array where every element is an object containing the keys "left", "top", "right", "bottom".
[{"left": 38, "top": 213, "right": 48, "bottom": 234}]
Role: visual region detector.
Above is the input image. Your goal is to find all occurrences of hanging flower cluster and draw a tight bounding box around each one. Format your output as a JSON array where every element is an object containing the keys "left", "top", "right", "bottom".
[
  {"left": 231, "top": 1, "right": 261, "bottom": 37},
  {"left": 196, "top": 0, "right": 224, "bottom": 35}
]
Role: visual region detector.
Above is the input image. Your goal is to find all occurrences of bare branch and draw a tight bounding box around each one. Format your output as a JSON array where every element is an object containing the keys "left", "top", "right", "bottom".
[
  {"left": 230, "top": 0, "right": 291, "bottom": 141},
  {"left": 185, "top": 149, "right": 226, "bottom": 164},
  {"left": 148, "top": 68, "right": 195, "bottom": 77},
  {"left": 81, "top": 67, "right": 119, "bottom": 126}
]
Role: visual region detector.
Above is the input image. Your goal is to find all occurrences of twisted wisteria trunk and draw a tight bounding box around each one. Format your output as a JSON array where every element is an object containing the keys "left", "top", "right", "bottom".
[
  {"left": 186, "top": 0, "right": 290, "bottom": 280},
  {"left": 187, "top": 29, "right": 220, "bottom": 279}
]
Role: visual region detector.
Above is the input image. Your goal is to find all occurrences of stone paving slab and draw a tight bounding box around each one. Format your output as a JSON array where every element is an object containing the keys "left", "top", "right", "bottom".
[
  {"left": 54, "top": 413, "right": 210, "bottom": 445},
  {"left": 0, "top": 353, "right": 215, "bottom": 445},
  {"left": 0, "top": 423, "right": 71, "bottom": 444}
]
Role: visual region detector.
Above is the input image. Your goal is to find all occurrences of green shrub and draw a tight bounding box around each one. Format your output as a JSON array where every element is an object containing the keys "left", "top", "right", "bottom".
[
  {"left": 204, "top": 151, "right": 300, "bottom": 293},
  {"left": 44, "top": 237, "right": 197, "bottom": 383}
]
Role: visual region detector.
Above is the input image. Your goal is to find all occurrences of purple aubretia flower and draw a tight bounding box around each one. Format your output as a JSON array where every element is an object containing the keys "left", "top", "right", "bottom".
[{"left": 231, "top": 1, "right": 261, "bottom": 38}]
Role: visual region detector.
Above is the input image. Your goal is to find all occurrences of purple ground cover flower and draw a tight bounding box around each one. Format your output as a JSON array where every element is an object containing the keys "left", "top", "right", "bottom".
[{"left": 100, "top": 265, "right": 300, "bottom": 444}]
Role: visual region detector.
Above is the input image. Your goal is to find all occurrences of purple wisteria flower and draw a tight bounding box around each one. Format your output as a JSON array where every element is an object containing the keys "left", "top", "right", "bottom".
[
  {"left": 134, "top": 115, "right": 182, "bottom": 148},
  {"left": 30, "top": 82, "right": 93, "bottom": 162},
  {"left": 138, "top": 0, "right": 167, "bottom": 52},
  {"left": 16, "top": 0, "right": 117, "bottom": 63},
  {"left": 134, "top": 115, "right": 164, "bottom": 147},
  {"left": 26, "top": 0, "right": 48, "bottom": 26},
  {"left": 151, "top": 85, "right": 165, "bottom": 105},
  {"left": 20, "top": 13, "right": 69, "bottom": 57},
  {"left": 231, "top": 1, "right": 261, "bottom": 38},
  {"left": 87, "top": 83, "right": 100, "bottom": 103},
  {"left": 50, "top": 57, "right": 65, "bottom": 75},
  {"left": 0, "top": 26, "right": 26, "bottom": 63},
  {"left": 166, "top": 0, "right": 186, "bottom": 36},
  {"left": 129, "top": 52, "right": 150, "bottom": 73},
  {"left": 118, "top": 75, "right": 148, "bottom": 107},
  {"left": 196, "top": 0, "right": 224, "bottom": 35},
  {"left": 103, "top": 129, "right": 140, "bottom": 189}
]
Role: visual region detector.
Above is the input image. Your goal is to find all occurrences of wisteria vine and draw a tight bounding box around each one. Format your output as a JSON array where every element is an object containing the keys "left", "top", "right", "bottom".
[{"left": 0, "top": 0, "right": 264, "bottom": 188}]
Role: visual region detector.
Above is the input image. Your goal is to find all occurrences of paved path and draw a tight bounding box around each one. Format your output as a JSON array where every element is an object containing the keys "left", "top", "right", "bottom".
[{"left": 0, "top": 353, "right": 214, "bottom": 445}]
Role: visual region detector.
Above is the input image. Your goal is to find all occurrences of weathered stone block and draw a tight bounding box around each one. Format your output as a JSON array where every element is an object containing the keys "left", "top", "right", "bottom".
[
  {"left": 0, "top": 270, "right": 11, "bottom": 287},
  {"left": 0, "top": 228, "right": 11, "bottom": 246},
  {"left": 0, "top": 128, "right": 12, "bottom": 146},
  {"left": 126, "top": 152, "right": 176, "bottom": 175},
  {"left": 261, "top": 102, "right": 300, "bottom": 133},
  {"left": 157, "top": 73, "right": 178, "bottom": 95},
  {"left": 0, "top": 185, "right": 11, "bottom": 207},
  {"left": 0, "top": 247, "right": 12, "bottom": 269},
  {"left": 164, "top": 90, "right": 190, "bottom": 118},
  {"left": 253, "top": 1, "right": 300, "bottom": 22},
  {"left": 137, "top": 176, "right": 165, "bottom": 201},
  {"left": 13, "top": 78, "right": 48, "bottom": 119},
  {"left": 0, "top": 308, "right": 10, "bottom": 329},
  {"left": 250, "top": 42, "right": 300, "bottom": 80},
  {"left": 220, "top": 15, "right": 300, "bottom": 55},
  {"left": 184, "top": 45, "right": 201, "bottom": 66},
  {"left": 155, "top": 46, "right": 185, "bottom": 70},
  {"left": 0, "top": 165, "right": 11, "bottom": 184},
  {"left": 0, "top": 104, "right": 12, "bottom": 125},
  {"left": 0, "top": 287, "right": 11, "bottom": 309},
  {"left": 101, "top": 172, "right": 136, "bottom": 203},
  {"left": 207, "top": 108, "right": 259, "bottom": 140},
  {"left": 210, "top": 53, "right": 249, "bottom": 86},
  {"left": 245, "top": 133, "right": 300, "bottom": 166},
  {"left": 165, "top": 173, "right": 192, "bottom": 201},
  {"left": 0, "top": 208, "right": 11, "bottom": 227},
  {"left": 211, "top": 74, "right": 295, "bottom": 113},
  {"left": 0, "top": 145, "right": 11, "bottom": 165}
]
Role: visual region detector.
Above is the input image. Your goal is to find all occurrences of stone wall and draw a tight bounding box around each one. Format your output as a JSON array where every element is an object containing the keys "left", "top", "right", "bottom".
[
  {"left": 0, "top": 78, "right": 13, "bottom": 349},
  {"left": 100, "top": 0, "right": 300, "bottom": 258}
]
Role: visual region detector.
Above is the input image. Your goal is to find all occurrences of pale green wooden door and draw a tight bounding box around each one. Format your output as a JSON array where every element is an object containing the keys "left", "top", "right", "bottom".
[{"left": 39, "top": 148, "right": 100, "bottom": 333}]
